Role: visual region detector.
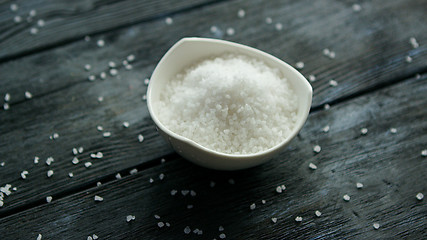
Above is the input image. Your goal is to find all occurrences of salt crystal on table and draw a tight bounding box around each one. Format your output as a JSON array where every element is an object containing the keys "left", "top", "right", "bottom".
[
  {"left": 226, "top": 28, "right": 235, "bottom": 36},
  {"left": 184, "top": 226, "right": 191, "bottom": 234},
  {"left": 97, "top": 39, "right": 105, "bottom": 47},
  {"left": 275, "top": 23, "right": 283, "bottom": 30},
  {"left": 315, "top": 210, "right": 322, "bottom": 217},
  {"left": 409, "top": 37, "right": 419, "bottom": 48},
  {"left": 271, "top": 217, "right": 277, "bottom": 223},
  {"left": 313, "top": 145, "right": 321, "bottom": 153},
  {"left": 94, "top": 195, "right": 103, "bottom": 202},
  {"left": 165, "top": 17, "right": 173, "bottom": 25},
  {"left": 343, "top": 194, "right": 350, "bottom": 201},
  {"left": 308, "top": 163, "right": 317, "bottom": 170},
  {"left": 360, "top": 128, "right": 368, "bottom": 135},
  {"left": 373, "top": 223, "right": 380, "bottom": 230},
  {"left": 352, "top": 3, "right": 362, "bottom": 12},
  {"left": 416, "top": 192, "right": 424, "bottom": 200},
  {"left": 250, "top": 203, "right": 256, "bottom": 210},
  {"left": 25, "top": 91, "right": 32, "bottom": 99},
  {"left": 47, "top": 170, "right": 54, "bottom": 178},
  {"left": 265, "top": 17, "right": 272, "bottom": 24},
  {"left": 295, "top": 216, "right": 302, "bottom": 222},
  {"left": 126, "top": 215, "right": 135, "bottom": 222},
  {"left": 46, "top": 196, "right": 52, "bottom": 203},
  {"left": 37, "top": 233, "right": 42, "bottom": 240},
  {"left": 13, "top": 16, "right": 22, "bottom": 23},
  {"left": 3, "top": 103, "right": 10, "bottom": 110},
  {"left": 356, "top": 182, "right": 364, "bottom": 189},
  {"left": 237, "top": 9, "right": 245, "bottom": 18},
  {"left": 295, "top": 61, "right": 304, "bottom": 69}
]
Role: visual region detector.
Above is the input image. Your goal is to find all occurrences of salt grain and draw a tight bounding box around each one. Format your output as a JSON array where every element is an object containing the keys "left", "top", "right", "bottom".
[
  {"left": 219, "top": 233, "right": 226, "bottom": 239},
  {"left": 154, "top": 214, "right": 161, "bottom": 219},
  {"left": 322, "top": 125, "right": 330, "bottom": 133},
  {"left": 184, "top": 226, "right": 191, "bottom": 234},
  {"left": 108, "top": 61, "right": 116, "bottom": 68},
  {"left": 92, "top": 234, "right": 98, "bottom": 239},
  {"left": 21, "top": 170, "right": 29, "bottom": 179},
  {"left": 68, "top": 172, "right": 74, "bottom": 178},
  {"left": 3, "top": 103, "right": 10, "bottom": 110},
  {"left": 123, "top": 122, "right": 130, "bottom": 128},
  {"left": 103, "top": 132, "right": 111, "bottom": 137},
  {"left": 416, "top": 192, "right": 424, "bottom": 200},
  {"left": 109, "top": 69, "right": 118, "bottom": 76},
  {"left": 84, "top": 64, "right": 92, "bottom": 71},
  {"left": 97, "top": 39, "right": 105, "bottom": 47},
  {"left": 72, "top": 148, "right": 78, "bottom": 155},
  {"left": 0, "top": 162, "right": 4, "bottom": 167},
  {"left": 84, "top": 162, "right": 92, "bottom": 168},
  {"left": 329, "top": 79, "right": 338, "bottom": 87},
  {"left": 352, "top": 4, "right": 362, "bottom": 12},
  {"left": 295, "top": 61, "right": 304, "bottom": 69},
  {"left": 324, "top": 104, "right": 330, "bottom": 110},
  {"left": 129, "top": 168, "right": 138, "bottom": 175},
  {"left": 210, "top": 25, "right": 218, "bottom": 33},
  {"left": 116, "top": 173, "right": 122, "bottom": 179},
  {"left": 250, "top": 203, "right": 256, "bottom": 210},
  {"left": 46, "top": 196, "right": 52, "bottom": 203},
  {"left": 295, "top": 216, "right": 302, "bottom": 222},
  {"left": 34, "top": 156, "right": 39, "bottom": 164},
  {"left": 356, "top": 182, "right": 364, "bottom": 189},
  {"left": 46, "top": 157, "right": 54, "bottom": 166},
  {"left": 409, "top": 37, "right": 419, "bottom": 48},
  {"left": 37, "top": 19, "right": 45, "bottom": 27},
  {"left": 87, "top": 236, "right": 93, "bottom": 240},
  {"left": 84, "top": 36, "right": 91, "bottom": 42},
  {"left": 47, "top": 170, "right": 54, "bottom": 178},
  {"left": 343, "top": 194, "right": 350, "bottom": 201},
  {"left": 271, "top": 217, "right": 277, "bottom": 223},
  {"left": 421, "top": 149, "right": 427, "bottom": 157},
  {"left": 37, "top": 233, "right": 42, "bottom": 240},
  {"left": 308, "top": 74, "right": 316, "bottom": 82},
  {"left": 126, "top": 215, "right": 135, "bottom": 222},
  {"left": 100, "top": 72, "right": 107, "bottom": 79},
  {"left": 265, "top": 17, "right": 272, "bottom": 24},
  {"left": 308, "top": 163, "right": 317, "bottom": 170},
  {"left": 10, "top": 3, "right": 18, "bottom": 11},
  {"left": 170, "top": 189, "right": 177, "bottom": 196},
  {"left": 4, "top": 93, "right": 10, "bottom": 102},
  {"left": 13, "top": 16, "right": 22, "bottom": 23},
  {"left": 275, "top": 23, "right": 283, "bottom": 31},
  {"left": 30, "top": 27, "right": 38, "bottom": 35},
  {"left": 97, "top": 182, "right": 102, "bottom": 187},
  {"left": 373, "top": 223, "right": 380, "bottom": 230},
  {"left": 181, "top": 190, "right": 189, "bottom": 196},
  {"left": 29, "top": 10, "right": 37, "bottom": 17},
  {"left": 219, "top": 226, "right": 224, "bottom": 231},
  {"left": 138, "top": 134, "right": 144, "bottom": 143},
  {"left": 125, "top": 64, "right": 133, "bottom": 70},
  {"left": 149, "top": 178, "right": 154, "bottom": 183},
  {"left": 261, "top": 199, "right": 266, "bottom": 204},
  {"left": 237, "top": 9, "right": 245, "bottom": 18},
  {"left": 94, "top": 195, "right": 103, "bottom": 202},
  {"left": 187, "top": 204, "right": 193, "bottom": 209},
  {"left": 159, "top": 173, "right": 165, "bottom": 180},
  {"left": 226, "top": 27, "right": 235, "bottom": 36},
  {"left": 158, "top": 221, "right": 165, "bottom": 228},
  {"left": 165, "top": 17, "right": 173, "bottom": 25},
  {"left": 97, "top": 125, "right": 103, "bottom": 131},
  {"left": 144, "top": 78, "right": 150, "bottom": 85},
  {"left": 190, "top": 190, "right": 197, "bottom": 196},
  {"left": 88, "top": 75, "right": 96, "bottom": 81},
  {"left": 25, "top": 91, "right": 33, "bottom": 99},
  {"left": 97, "top": 96, "right": 103, "bottom": 102},
  {"left": 127, "top": 54, "right": 135, "bottom": 62},
  {"left": 405, "top": 56, "right": 413, "bottom": 63},
  {"left": 313, "top": 145, "right": 321, "bottom": 153},
  {"left": 315, "top": 210, "right": 322, "bottom": 217},
  {"left": 360, "top": 128, "right": 368, "bottom": 135},
  {"left": 390, "top": 128, "right": 397, "bottom": 134}
]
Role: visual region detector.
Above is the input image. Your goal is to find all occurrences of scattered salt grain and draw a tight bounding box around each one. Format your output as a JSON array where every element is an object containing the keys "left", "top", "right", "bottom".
[
  {"left": 416, "top": 192, "right": 424, "bottom": 200},
  {"left": 129, "top": 168, "right": 138, "bottom": 175},
  {"left": 125, "top": 64, "right": 133, "bottom": 70},
  {"left": 276, "top": 184, "right": 286, "bottom": 193},
  {"left": 149, "top": 178, "right": 154, "bottom": 183},
  {"left": 103, "top": 132, "right": 111, "bottom": 138},
  {"left": 219, "top": 233, "right": 226, "bottom": 239},
  {"left": 4, "top": 93, "right": 10, "bottom": 102},
  {"left": 46, "top": 157, "right": 54, "bottom": 166},
  {"left": 29, "top": 10, "right": 37, "bottom": 17},
  {"left": 421, "top": 149, "right": 427, "bottom": 157},
  {"left": 97, "top": 182, "right": 102, "bottom": 187},
  {"left": 308, "top": 163, "right": 317, "bottom": 170},
  {"left": 47, "top": 170, "right": 54, "bottom": 178},
  {"left": 409, "top": 37, "right": 419, "bottom": 48},
  {"left": 154, "top": 214, "right": 161, "bottom": 219},
  {"left": 405, "top": 56, "right": 413, "bottom": 63},
  {"left": 265, "top": 17, "right": 272, "bottom": 24},
  {"left": 30, "top": 27, "right": 38, "bottom": 35},
  {"left": 275, "top": 22, "right": 283, "bottom": 30},
  {"left": 108, "top": 61, "right": 116, "bottom": 68},
  {"left": 0, "top": 162, "right": 5, "bottom": 167},
  {"left": 184, "top": 226, "right": 191, "bottom": 234},
  {"left": 94, "top": 195, "right": 103, "bottom": 202},
  {"left": 295, "top": 216, "right": 302, "bottom": 222},
  {"left": 360, "top": 128, "right": 368, "bottom": 135},
  {"left": 88, "top": 75, "right": 96, "bottom": 81},
  {"left": 165, "top": 17, "right": 173, "bottom": 25},
  {"left": 25, "top": 91, "right": 33, "bottom": 99},
  {"left": 72, "top": 148, "right": 78, "bottom": 155},
  {"left": 324, "top": 104, "right": 331, "bottom": 110},
  {"left": 226, "top": 27, "right": 235, "bottom": 36},
  {"left": 126, "top": 215, "right": 135, "bottom": 222},
  {"left": 158, "top": 221, "right": 165, "bottom": 228},
  {"left": 343, "top": 194, "right": 350, "bottom": 201},
  {"left": 237, "top": 9, "right": 245, "bottom": 18},
  {"left": 87, "top": 236, "right": 93, "bottom": 240},
  {"left": 68, "top": 172, "right": 74, "bottom": 178},
  {"left": 261, "top": 199, "right": 266, "bottom": 204},
  {"left": 78, "top": 147, "right": 84, "bottom": 153},
  {"left": 373, "top": 223, "right": 380, "bottom": 230},
  {"left": 165, "top": 222, "right": 171, "bottom": 227},
  {"left": 271, "top": 217, "right": 277, "bottom": 223},
  {"left": 138, "top": 134, "right": 144, "bottom": 143},
  {"left": 84, "top": 162, "right": 92, "bottom": 168},
  {"left": 159, "top": 173, "right": 165, "bottom": 180},
  {"left": 109, "top": 69, "right": 118, "bottom": 76},
  {"left": 46, "top": 196, "right": 52, "bottom": 203},
  {"left": 389, "top": 128, "right": 397, "bottom": 134},
  {"left": 37, "top": 233, "right": 42, "bottom": 240},
  {"left": 21, "top": 170, "right": 29, "bottom": 179},
  {"left": 97, "top": 39, "right": 105, "bottom": 47},
  {"left": 97, "top": 125, "right": 103, "bottom": 131},
  {"left": 34, "top": 156, "right": 39, "bottom": 164},
  {"left": 144, "top": 78, "right": 150, "bottom": 85},
  {"left": 170, "top": 189, "right": 177, "bottom": 196},
  {"left": 250, "top": 203, "right": 256, "bottom": 210},
  {"left": 84, "top": 36, "right": 91, "bottom": 42},
  {"left": 219, "top": 226, "right": 224, "bottom": 231},
  {"left": 322, "top": 125, "right": 330, "bottom": 133},
  {"left": 116, "top": 173, "right": 122, "bottom": 179},
  {"left": 92, "top": 234, "right": 98, "bottom": 240},
  {"left": 12, "top": 187, "right": 17, "bottom": 191},
  {"left": 181, "top": 190, "right": 189, "bottom": 196},
  {"left": 142, "top": 94, "right": 147, "bottom": 101},
  {"left": 100, "top": 72, "right": 107, "bottom": 79},
  {"left": 313, "top": 145, "right": 321, "bottom": 153},
  {"left": 190, "top": 190, "right": 197, "bottom": 196},
  {"left": 356, "top": 182, "right": 364, "bottom": 189},
  {"left": 84, "top": 64, "right": 92, "bottom": 71},
  {"left": 295, "top": 61, "right": 304, "bottom": 69},
  {"left": 329, "top": 79, "right": 338, "bottom": 87},
  {"left": 37, "top": 19, "right": 45, "bottom": 27},
  {"left": 10, "top": 3, "right": 18, "bottom": 11},
  {"left": 13, "top": 16, "right": 22, "bottom": 23},
  {"left": 315, "top": 210, "right": 322, "bottom": 217},
  {"left": 308, "top": 74, "right": 316, "bottom": 82},
  {"left": 3, "top": 103, "right": 10, "bottom": 110},
  {"left": 187, "top": 204, "right": 193, "bottom": 209},
  {"left": 97, "top": 96, "right": 103, "bottom": 102},
  {"left": 123, "top": 122, "right": 130, "bottom": 128},
  {"left": 352, "top": 4, "right": 362, "bottom": 12},
  {"left": 127, "top": 54, "right": 135, "bottom": 62}
]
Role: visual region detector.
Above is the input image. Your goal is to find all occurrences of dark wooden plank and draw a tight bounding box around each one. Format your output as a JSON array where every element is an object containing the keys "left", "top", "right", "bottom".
[
  {"left": 1, "top": 0, "right": 427, "bottom": 217},
  {"left": 0, "top": 0, "right": 220, "bottom": 61},
  {"left": 1, "top": 75, "right": 426, "bottom": 239}
]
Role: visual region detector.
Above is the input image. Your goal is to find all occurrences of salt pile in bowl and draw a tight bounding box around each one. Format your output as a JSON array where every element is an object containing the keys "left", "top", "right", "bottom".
[{"left": 158, "top": 53, "right": 298, "bottom": 155}]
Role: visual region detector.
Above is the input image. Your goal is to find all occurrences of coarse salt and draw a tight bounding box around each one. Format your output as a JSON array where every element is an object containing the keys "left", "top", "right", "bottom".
[
  {"left": 308, "top": 163, "right": 317, "bottom": 170},
  {"left": 295, "top": 216, "right": 302, "bottom": 222},
  {"left": 46, "top": 196, "right": 52, "bottom": 203},
  {"left": 356, "top": 182, "right": 364, "bottom": 189},
  {"left": 373, "top": 223, "right": 380, "bottom": 230},
  {"left": 157, "top": 54, "right": 298, "bottom": 154},
  {"left": 416, "top": 192, "right": 424, "bottom": 200},
  {"left": 343, "top": 194, "right": 350, "bottom": 201},
  {"left": 315, "top": 210, "right": 322, "bottom": 217},
  {"left": 94, "top": 195, "right": 103, "bottom": 202}
]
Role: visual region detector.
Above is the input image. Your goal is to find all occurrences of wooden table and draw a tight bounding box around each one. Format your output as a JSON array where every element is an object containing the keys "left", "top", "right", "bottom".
[{"left": 1, "top": 0, "right": 426, "bottom": 239}]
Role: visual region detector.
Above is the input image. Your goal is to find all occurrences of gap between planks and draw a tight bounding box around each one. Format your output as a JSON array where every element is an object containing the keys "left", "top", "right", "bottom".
[
  {"left": 1, "top": 72, "right": 425, "bottom": 219},
  {"left": 0, "top": 0, "right": 230, "bottom": 64}
]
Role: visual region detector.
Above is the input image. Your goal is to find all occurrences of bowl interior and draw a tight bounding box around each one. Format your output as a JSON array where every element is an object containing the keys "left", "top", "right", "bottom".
[{"left": 147, "top": 37, "right": 312, "bottom": 168}]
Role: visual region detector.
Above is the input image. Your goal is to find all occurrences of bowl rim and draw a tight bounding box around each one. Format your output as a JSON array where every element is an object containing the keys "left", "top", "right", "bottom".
[{"left": 147, "top": 37, "right": 312, "bottom": 159}]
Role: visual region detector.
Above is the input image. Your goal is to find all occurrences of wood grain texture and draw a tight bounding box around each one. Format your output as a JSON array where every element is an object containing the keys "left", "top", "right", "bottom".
[
  {"left": 1, "top": 0, "right": 427, "bottom": 218},
  {"left": 0, "top": 0, "right": 220, "bottom": 61},
  {"left": 1, "top": 75, "right": 426, "bottom": 239}
]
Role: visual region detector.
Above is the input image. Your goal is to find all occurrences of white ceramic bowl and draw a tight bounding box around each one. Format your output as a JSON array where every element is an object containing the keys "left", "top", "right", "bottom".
[{"left": 147, "top": 37, "right": 312, "bottom": 170}]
